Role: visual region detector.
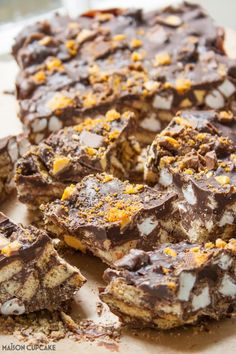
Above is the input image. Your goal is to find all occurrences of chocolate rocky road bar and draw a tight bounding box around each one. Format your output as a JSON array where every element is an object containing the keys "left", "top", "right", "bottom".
[
  {"left": 13, "top": 3, "right": 236, "bottom": 144},
  {"left": 145, "top": 110, "right": 236, "bottom": 242},
  {"left": 42, "top": 173, "right": 182, "bottom": 265},
  {"left": 100, "top": 239, "right": 236, "bottom": 329},
  {"left": 0, "top": 134, "right": 30, "bottom": 203},
  {"left": 15, "top": 109, "right": 143, "bottom": 209},
  {"left": 0, "top": 212, "right": 86, "bottom": 315}
]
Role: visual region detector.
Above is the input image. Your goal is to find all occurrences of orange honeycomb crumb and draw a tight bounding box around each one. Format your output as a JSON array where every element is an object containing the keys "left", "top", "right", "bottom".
[
  {"left": 105, "top": 201, "right": 140, "bottom": 228},
  {"left": 52, "top": 156, "right": 70, "bottom": 175},
  {"left": 174, "top": 116, "right": 192, "bottom": 127},
  {"left": 184, "top": 169, "right": 194, "bottom": 175},
  {"left": 113, "top": 34, "right": 126, "bottom": 41},
  {"left": 154, "top": 52, "right": 171, "bottom": 66},
  {"left": 196, "top": 133, "right": 207, "bottom": 141},
  {"left": 218, "top": 111, "right": 233, "bottom": 121},
  {"left": 159, "top": 156, "right": 175, "bottom": 168},
  {"left": 108, "top": 130, "right": 120, "bottom": 140},
  {"left": 191, "top": 246, "right": 200, "bottom": 252},
  {"left": 175, "top": 78, "right": 192, "bottom": 94},
  {"left": 131, "top": 51, "right": 143, "bottom": 62},
  {"left": 85, "top": 147, "right": 97, "bottom": 156},
  {"left": 66, "top": 40, "right": 77, "bottom": 56},
  {"left": 32, "top": 70, "right": 46, "bottom": 83},
  {"left": 215, "top": 175, "right": 230, "bottom": 186},
  {"left": 205, "top": 242, "right": 214, "bottom": 249},
  {"left": 46, "top": 57, "right": 64, "bottom": 71},
  {"left": 227, "top": 239, "right": 236, "bottom": 252},
  {"left": 162, "top": 267, "right": 170, "bottom": 274},
  {"left": 215, "top": 239, "right": 227, "bottom": 248},
  {"left": 164, "top": 248, "right": 177, "bottom": 257},
  {"left": 106, "top": 208, "right": 130, "bottom": 228},
  {"left": 130, "top": 38, "right": 143, "bottom": 48},
  {"left": 193, "top": 252, "right": 208, "bottom": 265},
  {"left": 124, "top": 184, "right": 144, "bottom": 194},
  {"left": 64, "top": 235, "right": 86, "bottom": 253},
  {"left": 61, "top": 184, "right": 75, "bottom": 201},
  {"left": 101, "top": 174, "right": 114, "bottom": 183},
  {"left": 1, "top": 241, "right": 22, "bottom": 257},
  {"left": 167, "top": 281, "right": 176, "bottom": 290},
  {"left": 105, "top": 109, "right": 121, "bottom": 122},
  {"left": 83, "top": 92, "right": 97, "bottom": 108},
  {"left": 47, "top": 94, "right": 75, "bottom": 111},
  {"left": 159, "top": 135, "right": 180, "bottom": 149}
]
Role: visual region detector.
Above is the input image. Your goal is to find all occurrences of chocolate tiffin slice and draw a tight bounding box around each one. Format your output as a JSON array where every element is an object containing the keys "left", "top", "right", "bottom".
[
  {"left": 0, "top": 213, "right": 86, "bottom": 315},
  {"left": 42, "top": 173, "right": 182, "bottom": 265},
  {"left": 15, "top": 109, "right": 142, "bottom": 209},
  {"left": 100, "top": 239, "right": 236, "bottom": 329}
]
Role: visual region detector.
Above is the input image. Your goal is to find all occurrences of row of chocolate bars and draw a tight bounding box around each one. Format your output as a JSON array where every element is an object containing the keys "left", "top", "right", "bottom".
[{"left": 1, "top": 2, "right": 236, "bottom": 329}]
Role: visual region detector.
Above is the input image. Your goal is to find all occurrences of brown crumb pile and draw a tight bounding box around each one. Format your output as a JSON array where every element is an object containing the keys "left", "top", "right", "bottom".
[{"left": 0, "top": 309, "right": 121, "bottom": 345}]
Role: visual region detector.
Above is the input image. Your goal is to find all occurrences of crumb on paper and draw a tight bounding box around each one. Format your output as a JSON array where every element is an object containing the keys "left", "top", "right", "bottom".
[{"left": 0, "top": 308, "right": 121, "bottom": 345}]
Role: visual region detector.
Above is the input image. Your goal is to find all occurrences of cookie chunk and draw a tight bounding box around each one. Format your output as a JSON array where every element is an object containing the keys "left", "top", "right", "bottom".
[{"left": 0, "top": 134, "right": 29, "bottom": 203}]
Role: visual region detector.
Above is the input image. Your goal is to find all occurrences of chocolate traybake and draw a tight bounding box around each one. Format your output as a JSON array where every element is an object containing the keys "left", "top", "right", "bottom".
[
  {"left": 15, "top": 109, "right": 143, "bottom": 209},
  {"left": 42, "top": 173, "right": 182, "bottom": 265},
  {"left": 100, "top": 239, "right": 236, "bottom": 329},
  {"left": 13, "top": 3, "right": 236, "bottom": 144},
  {"left": 145, "top": 110, "right": 236, "bottom": 242},
  {"left": 0, "top": 134, "right": 30, "bottom": 203},
  {"left": 0, "top": 212, "right": 86, "bottom": 315}
]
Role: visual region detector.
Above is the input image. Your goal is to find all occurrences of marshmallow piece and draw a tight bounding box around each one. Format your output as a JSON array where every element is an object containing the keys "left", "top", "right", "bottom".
[{"left": 1, "top": 298, "right": 25, "bottom": 315}]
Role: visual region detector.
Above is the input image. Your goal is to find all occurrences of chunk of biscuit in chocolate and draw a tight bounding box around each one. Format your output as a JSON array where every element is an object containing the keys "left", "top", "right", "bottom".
[
  {"left": 0, "top": 134, "right": 30, "bottom": 203},
  {"left": 100, "top": 239, "right": 236, "bottom": 329},
  {"left": 13, "top": 3, "right": 236, "bottom": 144},
  {"left": 145, "top": 110, "right": 236, "bottom": 242},
  {"left": 15, "top": 110, "right": 142, "bottom": 209},
  {"left": 0, "top": 212, "right": 86, "bottom": 315},
  {"left": 42, "top": 173, "right": 181, "bottom": 265}
]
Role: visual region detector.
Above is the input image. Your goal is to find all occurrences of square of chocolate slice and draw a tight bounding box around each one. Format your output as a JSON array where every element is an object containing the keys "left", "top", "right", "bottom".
[
  {"left": 0, "top": 134, "right": 30, "bottom": 203},
  {"left": 100, "top": 239, "right": 236, "bottom": 329},
  {"left": 13, "top": 3, "right": 236, "bottom": 144},
  {"left": 145, "top": 110, "right": 236, "bottom": 242},
  {"left": 0, "top": 212, "right": 86, "bottom": 315},
  {"left": 15, "top": 109, "right": 143, "bottom": 209},
  {"left": 42, "top": 173, "right": 181, "bottom": 265}
]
